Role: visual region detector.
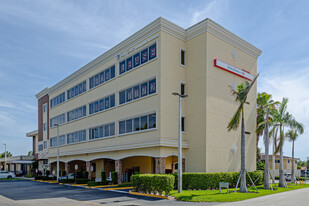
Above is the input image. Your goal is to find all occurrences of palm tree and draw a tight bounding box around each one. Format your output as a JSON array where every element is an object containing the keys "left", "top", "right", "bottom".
[
  {"left": 286, "top": 119, "right": 304, "bottom": 183},
  {"left": 272, "top": 98, "right": 292, "bottom": 187},
  {"left": 256, "top": 92, "right": 279, "bottom": 189},
  {"left": 227, "top": 75, "right": 258, "bottom": 193}
]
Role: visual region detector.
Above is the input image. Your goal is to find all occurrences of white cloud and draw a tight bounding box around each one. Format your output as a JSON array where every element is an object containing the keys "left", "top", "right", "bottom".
[
  {"left": 189, "top": 0, "right": 228, "bottom": 26},
  {"left": 0, "top": 100, "right": 16, "bottom": 109}
]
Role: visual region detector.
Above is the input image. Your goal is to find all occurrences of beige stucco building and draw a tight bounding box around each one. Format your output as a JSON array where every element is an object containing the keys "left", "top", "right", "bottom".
[{"left": 30, "top": 17, "right": 261, "bottom": 182}]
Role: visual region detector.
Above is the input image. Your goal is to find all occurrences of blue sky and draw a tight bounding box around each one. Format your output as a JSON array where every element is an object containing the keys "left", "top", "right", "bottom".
[{"left": 0, "top": 0, "right": 309, "bottom": 160}]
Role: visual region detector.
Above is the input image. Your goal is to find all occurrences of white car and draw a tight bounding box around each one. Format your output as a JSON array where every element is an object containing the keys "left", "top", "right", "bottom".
[
  {"left": 0, "top": 171, "right": 16, "bottom": 179},
  {"left": 285, "top": 173, "right": 291, "bottom": 181}
]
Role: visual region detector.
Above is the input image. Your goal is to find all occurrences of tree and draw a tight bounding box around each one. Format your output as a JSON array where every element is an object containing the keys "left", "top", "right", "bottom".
[
  {"left": 227, "top": 74, "right": 258, "bottom": 193},
  {"left": 256, "top": 92, "right": 279, "bottom": 189},
  {"left": 28, "top": 151, "right": 33, "bottom": 156},
  {"left": 286, "top": 119, "right": 304, "bottom": 183},
  {"left": 272, "top": 98, "right": 292, "bottom": 187},
  {"left": 0, "top": 151, "right": 12, "bottom": 158}
]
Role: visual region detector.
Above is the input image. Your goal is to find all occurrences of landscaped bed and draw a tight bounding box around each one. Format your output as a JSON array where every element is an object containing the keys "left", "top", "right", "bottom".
[{"left": 170, "top": 184, "right": 309, "bottom": 202}]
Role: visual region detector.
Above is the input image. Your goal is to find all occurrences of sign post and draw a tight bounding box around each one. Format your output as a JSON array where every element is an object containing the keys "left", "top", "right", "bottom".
[{"left": 75, "top": 164, "right": 78, "bottom": 184}]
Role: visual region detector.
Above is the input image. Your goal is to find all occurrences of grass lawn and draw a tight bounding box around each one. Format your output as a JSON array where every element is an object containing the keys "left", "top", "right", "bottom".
[{"left": 170, "top": 184, "right": 309, "bottom": 202}]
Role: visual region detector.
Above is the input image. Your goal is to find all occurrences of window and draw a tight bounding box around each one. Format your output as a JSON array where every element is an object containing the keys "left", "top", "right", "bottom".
[
  {"left": 67, "top": 81, "right": 86, "bottom": 100},
  {"left": 119, "top": 43, "right": 156, "bottom": 75},
  {"left": 119, "top": 112, "right": 156, "bottom": 135},
  {"left": 43, "top": 160, "right": 48, "bottom": 165},
  {"left": 89, "top": 65, "right": 115, "bottom": 89},
  {"left": 50, "top": 135, "right": 65, "bottom": 147},
  {"left": 43, "top": 141, "right": 47, "bottom": 149},
  {"left": 43, "top": 123, "right": 47, "bottom": 131},
  {"left": 50, "top": 114, "right": 65, "bottom": 128},
  {"left": 38, "top": 144, "right": 43, "bottom": 151},
  {"left": 43, "top": 104, "right": 47, "bottom": 113},
  {"left": 67, "top": 130, "right": 86, "bottom": 144},
  {"left": 180, "top": 49, "right": 185, "bottom": 65},
  {"left": 67, "top": 105, "right": 86, "bottom": 122},
  {"left": 50, "top": 93, "right": 65, "bottom": 108},
  {"left": 119, "top": 78, "right": 156, "bottom": 105},
  {"left": 288, "top": 160, "right": 290, "bottom": 163},
  {"left": 89, "top": 122, "right": 115, "bottom": 140},
  {"left": 181, "top": 117, "right": 185, "bottom": 132},
  {"left": 181, "top": 83, "right": 185, "bottom": 95},
  {"left": 275, "top": 160, "right": 280, "bottom": 163},
  {"left": 89, "top": 94, "right": 115, "bottom": 115}
]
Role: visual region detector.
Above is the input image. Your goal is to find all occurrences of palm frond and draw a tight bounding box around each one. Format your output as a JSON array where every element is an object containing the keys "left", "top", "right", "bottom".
[{"left": 227, "top": 103, "right": 242, "bottom": 131}]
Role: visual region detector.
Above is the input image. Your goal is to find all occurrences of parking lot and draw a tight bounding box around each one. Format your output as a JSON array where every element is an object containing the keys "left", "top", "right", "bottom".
[{"left": 0, "top": 180, "right": 214, "bottom": 206}]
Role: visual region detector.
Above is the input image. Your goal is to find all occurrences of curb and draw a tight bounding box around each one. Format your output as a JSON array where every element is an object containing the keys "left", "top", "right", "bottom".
[
  {"left": 104, "top": 187, "right": 133, "bottom": 191},
  {"left": 86, "top": 184, "right": 119, "bottom": 189},
  {"left": 129, "top": 190, "right": 170, "bottom": 200}
]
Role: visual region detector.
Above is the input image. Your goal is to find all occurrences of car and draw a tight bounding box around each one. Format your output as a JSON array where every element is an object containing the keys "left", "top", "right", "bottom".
[
  {"left": 0, "top": 171, "right": 16, "bottom": 179},
  {"left": 301, "top": 171, "right": 309, "bottom": 177},
  {"left": 284, "top": 173, "right": 291, "bottom": 181},
  {"left": 59, "top": 173, "right": 75, "bottom": 180}
]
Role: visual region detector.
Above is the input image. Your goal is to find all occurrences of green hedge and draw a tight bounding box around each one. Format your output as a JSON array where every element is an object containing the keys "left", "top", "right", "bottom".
[
  {"left": 61, "top": 179, "right": 75, "bottom": 183},
  {"left": 87, "top": 181, "right": 108, "bottom": 186},
  {"left": 173, "top": 171, "right": 263, "bottom": 190},
  {"left": 111, "top": 171, "right": 118, "bottom": 184},
  {"left": 76, "top": 178, "right": 91, "bottom": 184},
  {"left": 118, "top": 182, "right": 133, "bottom": 187},
  {"left": 131, "top": 174, "right": 175, "bottom": 196}
]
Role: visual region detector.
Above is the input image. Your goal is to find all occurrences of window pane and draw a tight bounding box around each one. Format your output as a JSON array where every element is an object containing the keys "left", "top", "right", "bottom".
[
  {"left": 141, "top": 82, "right": 148, "bottom": 97},
  {"left": 105, "top": 97, "right": 110, "bottom": 109},
  {"left": 110, "top": 123, "right": 115, "bottom": 136},
  {"left": 149, "top": 43, "right": 156, "bottom": 60},
  {"left": 100, "top": 72, "right": 105, "bottom": 84},
  {"left": 149, "top": 79, "right": 156, "bottom": 94},
  {"left": 110, "top": 66, "right": 115, "bottom": 78},
  {"left": 181, "top": 83, "right": 185, "bottom": 95},
  {"left": 133, "top": 85, "right": 140, "bottom": 100},
  {"left": 90, "top": 77, "right": 94, "bottom": 89},
  {"left": 126, "top": 88, "right": 133, "bottom": 102},
  {"left": 99, "top": 99, "right": 105, "bottom": 111},
  {"left": 119, "top": 121, "right": 125, "bottom": 134},
  {"left": 134, "top": 118, "right": 140, "bottom": 131},
  {"left": 181, "top": 117, "right": 185, "bottom": 132},
  {"left": 105, "top": 69, "right": 110, "bottom": 81},
  {"left": 126, "top": 119, "right": 132, "bottom": 133},
  {"left": 119, "top": 61, "right": 126, "bottom": 74},
  {"left": 95, "top": 102, "right": 99, "bottom": 113},
  {"left": 119, "top": 91, "right": 126, "bottom": 104},
  {"left": 141, "top": 115, "right": 148, "bottom": 130},
  {"left": 95, "top": 74, "right": 99, "bottom": 86},
  {"left": 104, "top": 125, "right": 110, "bottom": 137},
  {"left": 99, "top": 126, "right": 104, "bottom": 138},
  {"left": 133, "top": 53, "right": 140, "bottom": 67},
  {"left": 149, "top": 113, "right": 156, "bottom": 129},
  {"left": 141, "top": 48, "right": 148, "bottom": 64},
  {"left": 181, "top": 50, "right": 185, "bottom": 65},
  {"left": 110, "top": 95, "right": 115, "bottom": 107},
  {"left": 126, "top": 57, "right": 133, "bottom": 71}
]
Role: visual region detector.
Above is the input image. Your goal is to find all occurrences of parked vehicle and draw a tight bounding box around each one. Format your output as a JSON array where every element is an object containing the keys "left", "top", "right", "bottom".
[
  {"left": 284, "top": 173, "right": 291, "bottom": 181},
  {"left": 301, "top": 171, "right": 309, "bottom": 177},
  {"left": 59, "top": 172, "right": 82, "bottom": 180},
  {"left": 0, "top": 171, "right": 16, "bottom": 179}
]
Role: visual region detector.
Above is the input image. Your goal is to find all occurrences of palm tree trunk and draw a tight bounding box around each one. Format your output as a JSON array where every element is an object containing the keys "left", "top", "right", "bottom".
[
  {"left": 291, "top": 140, "right": 295, "bottom": 183},
  {"left": 272, "top": 132, "right": 276, "bottom": 185},
  {"left": 279, "top": 125, "right": 285, "bottom": 187},
  {"left": 264, "top": 109, "right": 270, "bottom": 189},
  {"left": 240, "top": 108, "right": 247, "bottom": 193}
]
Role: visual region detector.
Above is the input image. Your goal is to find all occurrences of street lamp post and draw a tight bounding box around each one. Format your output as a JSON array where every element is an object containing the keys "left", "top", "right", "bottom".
[
  {"left": 172, "top": 92, "right": 188, "bottom": 193},
  {"left": 54, "top": 124, "right": 60, "bottom": 182},
  {"left": 3, "top": 144, "right": 6, "bottom": 171}
]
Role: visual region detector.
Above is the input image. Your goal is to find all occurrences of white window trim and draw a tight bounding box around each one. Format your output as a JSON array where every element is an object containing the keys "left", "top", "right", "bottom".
[
  {"left": 42, "top": 103, "right": 47, "bottom": 113},
  {"left": 180, "top": 47, "right": 186, "bottom": 67}
]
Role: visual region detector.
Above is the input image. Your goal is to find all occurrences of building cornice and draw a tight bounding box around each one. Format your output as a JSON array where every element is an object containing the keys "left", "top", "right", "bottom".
[
  {"left": 47, "top": 138, "right": 189, "bottom": 158},
  {"left": 35, "top": 17, "right": 261, "bottom": 98},
  {"left": 26, "top": 129, "right": 38, "bottom": 137}
]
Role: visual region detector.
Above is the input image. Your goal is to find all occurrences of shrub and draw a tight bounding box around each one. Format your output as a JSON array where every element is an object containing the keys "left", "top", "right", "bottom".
[
  {"left": 131, "top": 174, "right": 175, "bottom": 196},
  {"left": 62, "top": 171, "right": 66, "bottom": 176},
  {"left": 173, "top": 171, "right": 263, "bottom": 190},
  {"left": 76, "top": 178, "right": 90, "bottom": 184},
  {"left": 87, "top": 181, "right": 108, "bottom": 186},
  {"left": 256, "top": 161, "right": 265, "bottom": 170},
  {"left": 101, "top": 171, "right": 106, "bottom": 181},
  {"left": 26, "top": 174, "right": 34, "bottom": 178},
  {"left": 82, "top": 171, "right": 88, "bottom": 179},
  {"left": 118, "top": 182, "right": 133, "bottom": 187},
  {"left": 34, "top": 175, "right": 42, "bottom": 180},
  {"left": 111, "top": 171, "right": 118, "bottom": 184},
  {"left": 45, "top": 170, "right": 50, "bottom": 177},
  {"left": 61, "top": 179, "right": 75, "bottom": 183}
]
